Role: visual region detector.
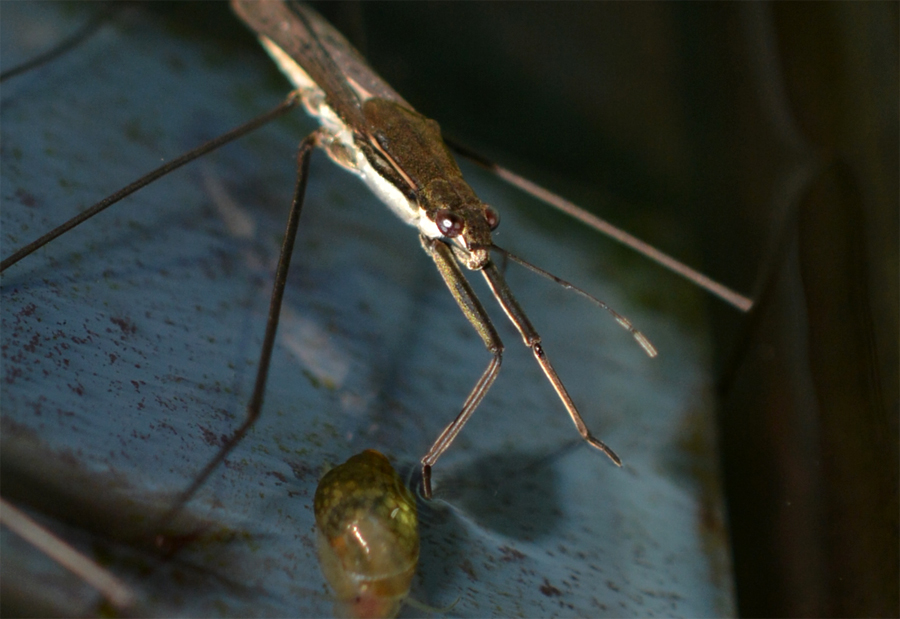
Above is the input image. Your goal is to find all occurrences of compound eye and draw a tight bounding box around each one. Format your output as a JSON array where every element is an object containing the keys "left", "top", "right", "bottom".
[
  {"left": 484, "top": 205, "right": 500, "bottom": 230},
  {"left": 435, "top": 210, "right": 464, "bottom": 237}
]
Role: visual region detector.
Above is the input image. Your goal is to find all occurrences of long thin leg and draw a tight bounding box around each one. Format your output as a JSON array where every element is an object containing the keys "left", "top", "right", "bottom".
[
  {"left": 1, "top": 94, "right": 300, "bottom": 272},
  {"left": 480, "top": 262, "right": 622, "bottom": 466},
  {"left": 0, "top": 497, "right": 135, "bottom": 609},
  {"left": 155, "top": 130, "right": 321, "bottom": 531},
  {"left": 0, "top": 3, "right": 120, "bottom": 82},
  {"left": 419, "top": 237, "right": 504, "bottom": 498}
]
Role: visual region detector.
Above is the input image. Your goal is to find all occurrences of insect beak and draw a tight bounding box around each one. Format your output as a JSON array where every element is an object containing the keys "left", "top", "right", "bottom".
[{"left": 451, "top": 242, "right": 490, "bottom": 270}]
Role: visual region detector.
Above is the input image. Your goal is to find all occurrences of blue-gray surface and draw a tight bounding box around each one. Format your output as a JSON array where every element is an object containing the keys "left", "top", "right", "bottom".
[{"left": 0, "top": 3, "right": 734, "bottom": 617}]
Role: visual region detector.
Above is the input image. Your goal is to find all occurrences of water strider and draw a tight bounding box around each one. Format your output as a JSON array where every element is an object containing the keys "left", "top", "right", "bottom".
[
  {"left": 1, "top": 3, "right": 741, "bottom": 615},
  {"left": 3, "top": 0, "right": 748, "bottom": 512}
]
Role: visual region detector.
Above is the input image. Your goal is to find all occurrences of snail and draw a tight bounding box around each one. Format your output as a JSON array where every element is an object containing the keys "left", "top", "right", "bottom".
[{"left": 314, "top": 450, "right": 419, "bottom": 619}]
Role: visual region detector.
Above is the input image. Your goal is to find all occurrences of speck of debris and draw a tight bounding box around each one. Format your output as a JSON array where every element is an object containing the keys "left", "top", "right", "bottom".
[
  {"left": 499, "top": 545, "right": 526, "bottom": 562},
  {"left": 15, "top": 188, "right": 38, "bottom": 207},
  {"left": 460, "top": 558, "right": 477, "bottom": 581},
  {"left": 267, "top": 470, "right": 287, "bottom": 484},
  {"left": 19, "top": 303, "right": 37, "bottom": 317},
  {"left": 199, "top": 425, "right": 225, "bottom": 447},
  {"left": 288, "top": 460, "right": 314, "bottom": 481},
  {"left": 109, "top": 316, "right": 137, "bottom": 335},
  {"left": 540, "top": 579, "right": 562, "bottom": 597}
]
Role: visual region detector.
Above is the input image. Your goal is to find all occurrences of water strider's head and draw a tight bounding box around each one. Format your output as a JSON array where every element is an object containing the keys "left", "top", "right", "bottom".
[
  {"left": 359, "top": 98, "right": 501, "bottom": 271},
  {"left": 419, "top": 188, "right": 500, "bottom": 271}
]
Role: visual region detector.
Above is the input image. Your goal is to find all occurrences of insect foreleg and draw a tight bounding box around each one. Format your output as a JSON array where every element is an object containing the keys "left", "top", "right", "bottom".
[{"left": 419, "top": 237, "right": 503, "bottom": 498}]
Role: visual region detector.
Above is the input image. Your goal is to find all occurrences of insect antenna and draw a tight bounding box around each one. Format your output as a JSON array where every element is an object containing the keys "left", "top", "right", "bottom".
[
  {"left": 490, "top": 244, "right": 658, "bottom": 358},
  {"left": 446, "top": 137, "right": 754, "bottom": 313}
]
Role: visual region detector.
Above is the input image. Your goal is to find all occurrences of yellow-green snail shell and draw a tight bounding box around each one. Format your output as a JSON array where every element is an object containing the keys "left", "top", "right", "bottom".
[{"left": 314, "top": 450, "right": 419, "bottom": 619}]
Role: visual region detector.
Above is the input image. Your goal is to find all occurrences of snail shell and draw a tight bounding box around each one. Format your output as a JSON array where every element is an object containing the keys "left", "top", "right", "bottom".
[{"left": 314, "top": 450, "right": 419, "bottom": 619}]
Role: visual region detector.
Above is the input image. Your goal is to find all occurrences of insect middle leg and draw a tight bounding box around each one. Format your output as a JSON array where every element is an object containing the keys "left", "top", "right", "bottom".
[
  {"left": 480, "top": 264, "right": 622, "bottom": 466},
  {"left": 158, "top": 128, "right": 324, "bottom": 529}
]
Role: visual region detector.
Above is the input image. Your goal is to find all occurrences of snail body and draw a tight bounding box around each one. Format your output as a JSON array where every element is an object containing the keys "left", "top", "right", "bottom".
[{"left": 314, "top": 450, "right": 419, "bottom": 619}]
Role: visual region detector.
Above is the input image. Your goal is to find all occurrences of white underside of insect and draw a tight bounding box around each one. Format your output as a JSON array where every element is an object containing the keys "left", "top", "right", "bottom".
[{"left": 259, "top": 36, "right": 439, "bottom": 237}]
